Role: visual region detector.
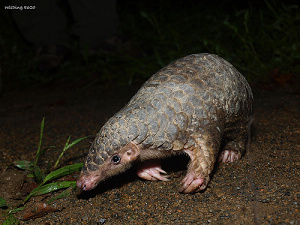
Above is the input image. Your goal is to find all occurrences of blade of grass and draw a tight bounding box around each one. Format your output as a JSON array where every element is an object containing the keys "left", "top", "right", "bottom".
[
  {"left": 9, "top": 207, "right": 25, "bottom": 213},
  {"left": 53, "top": 136, "right": 88, "bottom": 169},
  {"left": 64, "top": 136, "right": 89, "bottom": 151},
  {"left": 53, "top": 136, "right": 71, "bottom": 169},
  {"left": 35, "top": 117, "right": 45, "bottom": 166}
]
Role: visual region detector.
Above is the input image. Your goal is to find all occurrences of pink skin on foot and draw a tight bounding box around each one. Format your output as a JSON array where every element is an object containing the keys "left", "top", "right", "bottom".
[
  {"left": 179, "top": 171, "right": 206, "bottom": 193},
  {"left": 218, "top": 150, "right": 241, "bottom": 163},
  {"left": 137, "top": 160, "right": 169, "bottom": 181}
]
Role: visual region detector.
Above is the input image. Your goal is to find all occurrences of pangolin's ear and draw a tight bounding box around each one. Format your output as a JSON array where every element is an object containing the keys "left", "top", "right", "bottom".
[{"left": 121, "top": 142, "right": 140, "bottom": 163}]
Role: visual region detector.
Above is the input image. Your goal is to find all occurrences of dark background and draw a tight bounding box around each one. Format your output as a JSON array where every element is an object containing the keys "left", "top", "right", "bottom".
[{"left": 0, "top": 0, "right": 299, "bottom": 90}]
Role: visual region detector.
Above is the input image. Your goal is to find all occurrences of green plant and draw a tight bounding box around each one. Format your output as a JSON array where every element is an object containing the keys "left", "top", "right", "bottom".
[{"left": 0, "top": 118, "right": 87, "bottom": 223}]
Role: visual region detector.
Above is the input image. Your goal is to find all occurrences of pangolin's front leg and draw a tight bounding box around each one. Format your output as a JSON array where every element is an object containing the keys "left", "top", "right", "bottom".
[{"left": 180, "top": 133, "right": 221, "bottom": 193}]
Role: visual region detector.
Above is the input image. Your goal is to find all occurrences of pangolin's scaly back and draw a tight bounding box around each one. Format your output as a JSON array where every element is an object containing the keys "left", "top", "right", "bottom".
[{"left": 81, "top": 53, "right": 253, "bottom": 174}]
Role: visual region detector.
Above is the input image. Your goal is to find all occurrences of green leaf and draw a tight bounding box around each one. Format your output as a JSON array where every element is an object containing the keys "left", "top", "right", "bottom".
[
  {"left": 44, "top": 163, "right": 83, "bottom": 184},
  {"left": 23, "top": 181, "right": 77, "bottom": 204},
  {"left": 13, "top": 160, "right": 33, "bottom": 171},
  {"left": 0, "top": 196, "right": 8, "bottom": 208},
  {"left": 33, "top": 165, "right": 45, "bottom": 184},
  {"left": 31, "top": 181, "right": 77, "bottom": 196},
  {"left": 47, "top": 184, "right": 76, "bottom": 204},
  {"left": 2, "top": 213, "right": 19, "bottom": 225}
]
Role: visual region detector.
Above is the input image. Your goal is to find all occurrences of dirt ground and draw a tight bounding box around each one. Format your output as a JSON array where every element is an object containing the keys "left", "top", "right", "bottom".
[{"left": 0, "top": 80, "right": 299, "bottom": 224}]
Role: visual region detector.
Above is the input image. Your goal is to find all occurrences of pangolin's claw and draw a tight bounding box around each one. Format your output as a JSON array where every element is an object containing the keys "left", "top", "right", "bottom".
[
  {"left": 137, "top": 160, "right": 169, "bottom": 181},
  {"left": 137, "top": 169, "right": 170, "bottom": 181},
  {"left": 218, "top": 150, "right": 241, "bottom": 163},
  {"left": 179, "top": 172, "right": 208, "bottom": 193}
]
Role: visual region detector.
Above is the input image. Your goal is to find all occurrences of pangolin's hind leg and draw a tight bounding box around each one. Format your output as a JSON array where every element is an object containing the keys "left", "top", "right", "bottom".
[
  {"left": 218, "top": 139, "right": 245, "bottom": 163},
  {"left": 218, "top": 117, "right": 253, "bottom": 163}
]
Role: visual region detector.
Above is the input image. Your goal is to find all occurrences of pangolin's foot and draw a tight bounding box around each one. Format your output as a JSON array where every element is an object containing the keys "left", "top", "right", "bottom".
[
  {"left": 218, "top": 150, "right": 241, "bottom": 163},
  {"left": 179, "top": 171, "right": 209, "bottom": 194},
  {"left": 137, "top": 160, "right": 169, "bottom": 181}
]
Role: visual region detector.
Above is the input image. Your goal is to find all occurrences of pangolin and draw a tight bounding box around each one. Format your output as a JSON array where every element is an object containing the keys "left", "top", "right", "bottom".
[{"left": 77, "top": 53, "right": 253, "bottom": 193}]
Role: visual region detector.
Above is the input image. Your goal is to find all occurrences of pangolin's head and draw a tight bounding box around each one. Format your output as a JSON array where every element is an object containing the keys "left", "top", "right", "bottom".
[{"left": 76, "top": 115, "right": 142, "bottom": 191}]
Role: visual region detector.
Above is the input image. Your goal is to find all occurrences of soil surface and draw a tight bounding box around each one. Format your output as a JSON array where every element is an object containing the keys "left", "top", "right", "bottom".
[{"left": 0, "top": 80, "right": 299, "bottom": 224}]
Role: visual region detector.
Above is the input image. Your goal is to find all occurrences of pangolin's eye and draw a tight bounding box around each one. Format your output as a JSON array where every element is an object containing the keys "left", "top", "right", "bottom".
[{"left": 111, "top": 155, "right": 121, "bottom": 164}]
